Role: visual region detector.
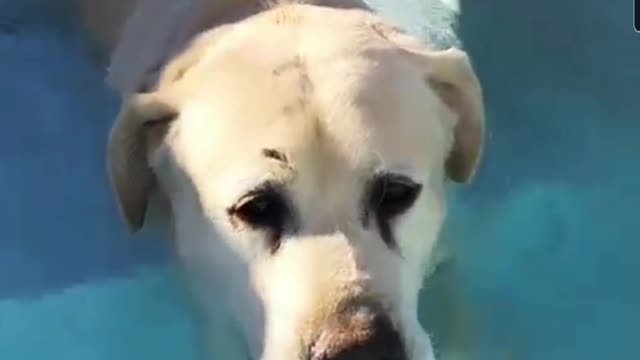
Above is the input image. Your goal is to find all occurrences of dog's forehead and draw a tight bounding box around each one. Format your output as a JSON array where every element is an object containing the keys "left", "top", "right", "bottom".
[{"left": 167, "top": 10, "right": 446, "bottom": 199}]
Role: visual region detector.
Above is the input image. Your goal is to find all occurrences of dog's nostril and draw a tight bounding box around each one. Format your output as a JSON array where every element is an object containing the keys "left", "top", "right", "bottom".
[{"left": 310, "top": 307, "right": 406, "bottom": 360}]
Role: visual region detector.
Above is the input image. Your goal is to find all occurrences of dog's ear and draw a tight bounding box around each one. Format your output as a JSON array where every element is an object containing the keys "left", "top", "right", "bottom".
[
  {"left": 107, "top": 91, "right": 177, "bottom": 233},
  {"left": 426, "top": 48, "right": 485, "bottom": 183},
  {"left": 380, "top": 26, "right": 485, "bottom": 183}
]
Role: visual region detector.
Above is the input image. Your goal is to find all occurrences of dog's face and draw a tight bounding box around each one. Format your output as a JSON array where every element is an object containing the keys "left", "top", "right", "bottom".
[{"left": 107, "top": 5, "right": 483, "bottom": 360}]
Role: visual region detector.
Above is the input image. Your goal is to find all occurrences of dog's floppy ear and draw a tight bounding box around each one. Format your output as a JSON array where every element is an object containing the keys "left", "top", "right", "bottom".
[
  {"left": 107, "top": 91, "right": 177, "bottom": 233},
  {"left": 426, "top": 48, "right": 485, "bottom": 183},
  {"left": 379, "top": 26, "right": 485, "bottom": 183}
]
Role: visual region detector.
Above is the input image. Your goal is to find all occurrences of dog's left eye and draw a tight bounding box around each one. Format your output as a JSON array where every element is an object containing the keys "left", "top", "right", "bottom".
[
  {"left": 229, "top": 187, "right": 289, "bottom": 251},
  {"left": 366, "top": 174, "right": 422, "bottom": 247},
  {"left": 371, "top": 174, "right": 422, "bottom": 220},
  {"left": 368, "top": 173, "right": 422, "bottom": 225}
]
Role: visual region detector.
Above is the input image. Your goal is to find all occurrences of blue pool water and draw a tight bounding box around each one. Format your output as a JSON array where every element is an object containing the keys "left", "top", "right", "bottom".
[{"left": 0, "top": 1, "right": 638, "bottom": 359}]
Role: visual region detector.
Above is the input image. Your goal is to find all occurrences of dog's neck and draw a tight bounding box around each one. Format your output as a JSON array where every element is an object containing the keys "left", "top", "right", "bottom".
[{"left": 107, "top": 0, "right": 371, "bottom": 95}]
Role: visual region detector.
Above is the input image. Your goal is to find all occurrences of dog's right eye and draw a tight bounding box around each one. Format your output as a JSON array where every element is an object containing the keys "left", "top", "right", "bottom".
[{"left": 228, "top": 187, "right": 289, "bottom": 252}]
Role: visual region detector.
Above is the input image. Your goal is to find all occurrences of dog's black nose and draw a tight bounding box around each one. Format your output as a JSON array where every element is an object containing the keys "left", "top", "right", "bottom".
[{"left": 309, "top": 303, "right": 406, "bottom": 360}]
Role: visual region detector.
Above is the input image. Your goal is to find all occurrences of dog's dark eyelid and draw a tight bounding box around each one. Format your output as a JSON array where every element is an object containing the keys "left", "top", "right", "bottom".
[
  {"left": 231, "top": 187, "right": 285, "bottom": 222},
  {"left": 364, "top": 172, "right": 422, "bottom": 247},
  {"left": 369, "top": 173, "right": 421, "bottom": 208},
  {"left": 378, "top": 175, "right": 421, "bottom": 213},
  {"left": 228, "top": 184, "right": 291, "bottom": 252},
  {"left": 143, "top": 114, "right": 176, "bottom": 128}
]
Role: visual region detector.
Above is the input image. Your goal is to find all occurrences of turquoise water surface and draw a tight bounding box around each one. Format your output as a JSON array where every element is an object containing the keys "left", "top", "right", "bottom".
[{"left": 0, "top": 1, "right": 638, "bottom": 359}]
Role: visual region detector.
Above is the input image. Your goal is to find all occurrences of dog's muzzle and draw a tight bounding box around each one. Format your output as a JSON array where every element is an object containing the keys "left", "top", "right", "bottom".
[{"left": 308, "top": 300, "right": 406, "bottom": 360}]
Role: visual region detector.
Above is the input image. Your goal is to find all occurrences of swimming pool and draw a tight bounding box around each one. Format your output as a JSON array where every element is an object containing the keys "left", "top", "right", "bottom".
[{"left": 1, "top": 0, "right": 638, "bottom": 359}]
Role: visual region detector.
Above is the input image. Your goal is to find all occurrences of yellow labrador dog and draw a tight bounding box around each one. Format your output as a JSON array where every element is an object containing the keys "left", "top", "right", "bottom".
[{"left": 84, "top": 0, "right": 484, "bottom": 359}]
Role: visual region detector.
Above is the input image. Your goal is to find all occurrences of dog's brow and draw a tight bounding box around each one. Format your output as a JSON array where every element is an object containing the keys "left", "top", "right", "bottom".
[
  {"left": 262, "top": 148, "right": 289, "bottom": 163},
  {"left": 272, "top": 55, "right": 304, "bottom": 76}
]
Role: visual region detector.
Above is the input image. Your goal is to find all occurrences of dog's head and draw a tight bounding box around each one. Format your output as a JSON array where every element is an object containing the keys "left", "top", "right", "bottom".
[{"left": 106, "top": 5, "right": 484, "bottom": 360}]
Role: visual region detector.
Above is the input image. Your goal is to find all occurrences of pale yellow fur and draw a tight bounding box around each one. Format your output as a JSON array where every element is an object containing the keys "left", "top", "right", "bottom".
[{"left": 86, "top": 1, "right": 485, "bottom": 359}]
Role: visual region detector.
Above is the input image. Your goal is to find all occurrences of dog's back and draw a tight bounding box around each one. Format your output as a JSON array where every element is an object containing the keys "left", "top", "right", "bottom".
[{"left": 81, "top": 0, "right": 370, "bottom": 94}]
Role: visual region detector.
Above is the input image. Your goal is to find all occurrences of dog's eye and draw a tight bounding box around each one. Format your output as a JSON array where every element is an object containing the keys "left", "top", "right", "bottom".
[
  {"left": 367, "top": 174, "right": 422, "bottom": 247},
  {"left": 142, "top": 114, "right": 176, "bottom": 128},
  {"left": 233, "top": 192, "right": 284, "bottom": 227},
  {"left": 370, "top": 174, "right": 422, "bottom": 221},
  {"left": 229, "top": 187, "right": 289, "bottom": 251},
  {"left": 141, "top": 114, "right": 176, "bottom": 150}
]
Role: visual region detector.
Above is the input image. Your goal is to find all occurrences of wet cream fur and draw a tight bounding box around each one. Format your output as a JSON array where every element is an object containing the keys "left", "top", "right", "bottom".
[{"left": 92, "top": 1, "right": 484, "bottom": 359}]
